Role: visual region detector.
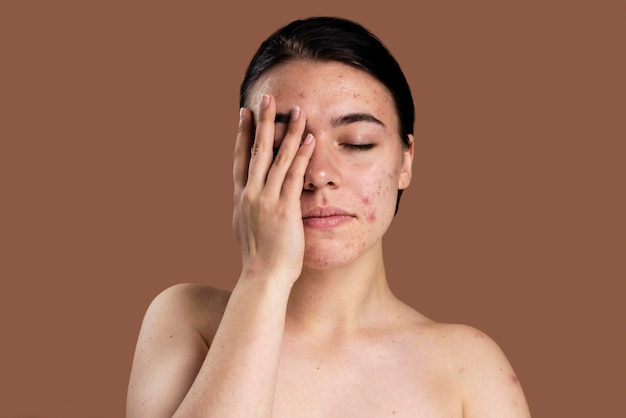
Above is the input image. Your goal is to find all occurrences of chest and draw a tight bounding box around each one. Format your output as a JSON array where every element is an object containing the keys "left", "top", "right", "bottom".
[{"left": 272, "top": 341, "right": 463, "bottom": 418}]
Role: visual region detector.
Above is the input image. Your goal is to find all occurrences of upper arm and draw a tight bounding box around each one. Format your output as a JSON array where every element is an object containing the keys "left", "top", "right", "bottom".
[
  {"left": 457, "top": 326, "right": 531, "bottom": 418},
  {"left": 126, "top": 284, "right": 223, "bottom": 418}
]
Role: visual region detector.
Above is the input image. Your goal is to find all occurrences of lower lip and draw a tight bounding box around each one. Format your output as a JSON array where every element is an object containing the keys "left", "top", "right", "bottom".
[{"left": 303, "top": 215, "right": 353, "bottom": 229}]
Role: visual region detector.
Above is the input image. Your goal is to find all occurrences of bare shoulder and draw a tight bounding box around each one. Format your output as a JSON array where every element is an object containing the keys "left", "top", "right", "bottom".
[
  {"left": 420, "top": 322, "right": 509, "bottom": 359},
  {"left": 127, "top": 283, "right": 232, "bottom": 418},
  {"left": 420, "top": 322, "right": 531, "bottom": 418},
  {"left": 151, "top": 282, "right": 231, "bottom": 312},
  {"left": 146, "top": 283, "right": 231, "bottom": 337},
  {"left": 138, "top": 283, "right": 232, "bottom": 349}
]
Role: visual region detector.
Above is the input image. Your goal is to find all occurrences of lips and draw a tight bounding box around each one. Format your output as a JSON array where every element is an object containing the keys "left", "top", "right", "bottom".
[
  {"left": 302, "top": 206, "right": 355, "bottom": 229},
  {"left": 302, "top": 206, "right": 352, "bottom": 218}
]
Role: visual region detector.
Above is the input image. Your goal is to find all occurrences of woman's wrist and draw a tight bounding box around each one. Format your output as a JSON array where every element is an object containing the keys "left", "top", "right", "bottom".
[{"left": 236, "top": 267, "right": 297, "bottom": 295}]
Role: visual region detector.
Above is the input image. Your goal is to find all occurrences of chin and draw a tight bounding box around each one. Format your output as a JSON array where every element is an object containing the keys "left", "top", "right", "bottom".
[
  {"left": 303, "top": 255, "right": 351, "bottom": 270},
  {"left": 302, "top": 240, "right": 366, "bottom": 270}
]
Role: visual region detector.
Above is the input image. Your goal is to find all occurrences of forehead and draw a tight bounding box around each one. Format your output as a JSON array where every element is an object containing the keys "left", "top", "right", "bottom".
[{"left": 248, "top": 60, "right": 397, "bottom": 126}]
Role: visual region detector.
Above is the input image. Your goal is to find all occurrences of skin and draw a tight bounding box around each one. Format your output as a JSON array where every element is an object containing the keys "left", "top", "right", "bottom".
[{"left": 126, "top": 60, "right": 531, "bottom": 417}]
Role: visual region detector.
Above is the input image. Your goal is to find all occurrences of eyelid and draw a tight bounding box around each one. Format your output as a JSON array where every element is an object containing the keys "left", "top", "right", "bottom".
[{"left": 342, "top": 143, "right": 375, "bottom": 150}]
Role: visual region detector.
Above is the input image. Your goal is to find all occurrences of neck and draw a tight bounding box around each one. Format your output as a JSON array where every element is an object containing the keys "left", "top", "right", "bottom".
[{"left": 285, "top": 243, "right": 398, "bottom": 337}]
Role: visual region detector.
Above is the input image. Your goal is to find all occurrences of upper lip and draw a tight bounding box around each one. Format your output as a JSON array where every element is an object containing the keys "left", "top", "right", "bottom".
[{"left": 302, "top": 206, "right": 354, "bottom": 219}]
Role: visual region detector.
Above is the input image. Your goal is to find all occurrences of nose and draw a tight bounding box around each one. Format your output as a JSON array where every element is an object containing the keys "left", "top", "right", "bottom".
[{"left": 303, "top": 142, "right": 341, "bottom": 191}]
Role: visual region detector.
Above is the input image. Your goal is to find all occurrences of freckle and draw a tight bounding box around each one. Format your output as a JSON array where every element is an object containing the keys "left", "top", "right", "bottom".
[{"left": 169, "top": 335, "right": 173, "bottom": 338}]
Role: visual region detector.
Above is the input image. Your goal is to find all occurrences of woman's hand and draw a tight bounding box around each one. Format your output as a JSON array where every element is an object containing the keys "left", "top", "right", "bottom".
[{"left": 232, "top": 94, "right": 315, "bottom": 284}]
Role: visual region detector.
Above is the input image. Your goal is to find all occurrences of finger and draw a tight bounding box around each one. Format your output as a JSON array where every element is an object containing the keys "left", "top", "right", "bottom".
[
  {"left": 264, "top": 105, "right": 307, "bottom": 196},
  {"left": 281, "top": 133, "right": 316, "bottom": 199},
  {"left": 246, "top": 94, "right": 276, "bottom": 189},
  {"left": 233, "top": 107, "right": 253, "bottom": 196}
]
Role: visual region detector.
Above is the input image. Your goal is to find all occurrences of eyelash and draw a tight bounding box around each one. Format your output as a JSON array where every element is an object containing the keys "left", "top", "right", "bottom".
[
  {"left": 342, "top": 143, "right": 375, "bottom": 151},
  {"left": 271, "top": 143, "right": 374, "bottom": 156}
]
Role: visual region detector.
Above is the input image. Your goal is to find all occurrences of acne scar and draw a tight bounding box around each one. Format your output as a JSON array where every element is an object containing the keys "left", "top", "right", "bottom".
[
  {"left": 473, "top": 329, "right": 486, "bottom": 339},
  {"left": 367, "top": 211, "right": 376, "bottom": 222}
]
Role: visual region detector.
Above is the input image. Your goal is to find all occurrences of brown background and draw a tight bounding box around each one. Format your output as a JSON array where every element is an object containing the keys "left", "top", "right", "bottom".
[{"left": 1, "top": 1, "right": 624, "bottom": 417}]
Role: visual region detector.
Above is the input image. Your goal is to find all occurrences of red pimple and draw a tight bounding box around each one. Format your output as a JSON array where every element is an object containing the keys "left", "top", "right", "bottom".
[{"left": 473, "top": 329, "right": 486, "bottom": 339}]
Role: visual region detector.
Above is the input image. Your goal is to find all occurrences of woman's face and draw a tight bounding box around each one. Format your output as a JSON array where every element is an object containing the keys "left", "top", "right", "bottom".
[{"left": 248, "top": 60, "right": 414, "bottom": 270}]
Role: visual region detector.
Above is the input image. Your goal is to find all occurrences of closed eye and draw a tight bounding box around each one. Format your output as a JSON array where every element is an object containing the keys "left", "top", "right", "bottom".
[{"left": 342, "top": 143, "right": 375, "bottom": 151}]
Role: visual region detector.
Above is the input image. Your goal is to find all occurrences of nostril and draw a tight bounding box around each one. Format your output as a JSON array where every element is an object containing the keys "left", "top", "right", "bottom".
[{"left": 304, "top": 161, "right": 340, "bottom": 189}]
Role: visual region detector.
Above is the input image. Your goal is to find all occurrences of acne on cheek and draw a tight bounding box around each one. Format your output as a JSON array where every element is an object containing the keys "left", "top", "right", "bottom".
[
  {"left": 360, "top": 169, "right": 397, "bottom": 224},
  {"left": 360, "top": 195, "right": 377, "bottom": 223}
]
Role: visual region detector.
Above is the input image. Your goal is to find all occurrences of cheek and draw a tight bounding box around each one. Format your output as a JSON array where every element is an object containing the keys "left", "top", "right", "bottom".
[
  {"left": 359, "top": 195, "right": 376, "bottom": 222},
  {"left": 358, "top": 168, "right": 397, "bottom": 224},
  {"left": 358, "top": 186, "right": 376, "bottom": 222}
]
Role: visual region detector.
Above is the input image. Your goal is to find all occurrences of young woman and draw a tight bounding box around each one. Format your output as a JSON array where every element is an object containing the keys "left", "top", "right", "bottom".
[{"left": 127, "top": 17, "right": 531, "bottom": 417}]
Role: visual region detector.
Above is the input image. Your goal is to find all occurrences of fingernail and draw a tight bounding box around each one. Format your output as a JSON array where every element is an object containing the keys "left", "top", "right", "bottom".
[
  {"left": 239, "top": 107, "right": 246, "bottom": 121},
  {"left": 291, "top": 105, "right": 301, "bottom": 121},
  {"left": 303, "top": 133, "right": 314, "bottom": 144},
  {"left": 261, "top": 94, "right": 270, "bottom": 109}
]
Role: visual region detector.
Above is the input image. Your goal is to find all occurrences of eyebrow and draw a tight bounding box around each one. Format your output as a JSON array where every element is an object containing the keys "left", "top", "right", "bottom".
[
  {"left": 331, "top": 113, "right": 386, "bottom": 128},
  {"left": 274, "top": 112, "right": 386, "bottom": 128}
]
